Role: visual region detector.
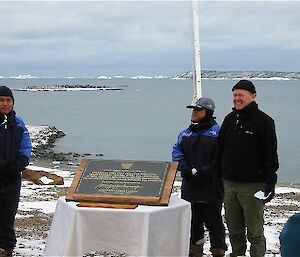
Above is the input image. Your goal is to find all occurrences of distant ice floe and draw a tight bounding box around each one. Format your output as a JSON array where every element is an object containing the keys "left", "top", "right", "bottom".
[
  {"left": 97, "top": 76, "right": 112, "bottom": 80},
  {"left": 130, "top": 75, "right": 169, "bottom": 79},
  {"left": 154, "top": 75, "right": 169, "bottom": 79},
  {"left": 10, "top": 74, "right": 38, "bottom": 79},
  {"left": 130, "top": 75, "right": 153, "bottom": 79}
]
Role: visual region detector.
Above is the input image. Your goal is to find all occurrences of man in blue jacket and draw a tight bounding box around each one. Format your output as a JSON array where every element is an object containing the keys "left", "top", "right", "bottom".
[
  {"left": 172, "top": 97, "right": 226, "bottom": 257},
  {"left": 0, "top": 86, "right": 32, "bottom": 257}
]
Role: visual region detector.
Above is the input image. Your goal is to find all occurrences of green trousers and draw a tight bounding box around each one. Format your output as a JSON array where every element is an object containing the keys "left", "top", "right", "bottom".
[{"left": 224, "top": 180, "right": 266, "bottom": 257}]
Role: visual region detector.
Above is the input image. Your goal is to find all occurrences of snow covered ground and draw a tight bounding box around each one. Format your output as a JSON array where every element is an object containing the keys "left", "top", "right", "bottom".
[
  {"left": 13, "top": 166, "right": 300, "bottom": 257},
  {"left": 11, "top": 126, "right": 298, "bottom": 256}
]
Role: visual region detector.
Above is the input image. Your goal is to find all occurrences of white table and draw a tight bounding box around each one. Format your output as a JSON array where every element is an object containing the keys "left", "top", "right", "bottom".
[{"left": 44, "top": 196, "right": 191, "bottom": 257}]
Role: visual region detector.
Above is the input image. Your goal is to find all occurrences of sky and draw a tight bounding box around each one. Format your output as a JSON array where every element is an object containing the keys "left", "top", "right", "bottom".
[{"left": 1, "top": 1, "right": 300, "bottom": 77}]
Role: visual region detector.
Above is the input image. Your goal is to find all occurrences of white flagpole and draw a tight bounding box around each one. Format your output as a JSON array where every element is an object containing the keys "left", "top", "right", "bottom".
[{"left": 191, "top": 0, "right": 202, "bottom": 103}]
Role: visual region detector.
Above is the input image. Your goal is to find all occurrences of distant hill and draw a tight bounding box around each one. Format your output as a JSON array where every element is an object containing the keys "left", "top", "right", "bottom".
[{"left": 175, "top": 70, "right": 300, "bottom": 80}]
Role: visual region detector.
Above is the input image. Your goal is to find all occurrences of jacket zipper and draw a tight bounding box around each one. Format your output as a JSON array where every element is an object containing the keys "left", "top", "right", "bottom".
[{"left": 2, "top": 114, "right": 8, "bottom": 129}]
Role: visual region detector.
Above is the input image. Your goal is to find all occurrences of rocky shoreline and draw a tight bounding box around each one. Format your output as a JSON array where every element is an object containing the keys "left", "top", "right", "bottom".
[
  {"left": 17, "top": 125, "right": 300, "bottom": 257},
  {"left": 28, "top": 125, "right": 66, "bottom": 160},
  {"left": 27, "top": 125, "right": 104, "bottom": 169},
  {"left": 175, "top": 70, "right": 300, "bottom": 80},
  {"left": 13, "top": 84, "right": 124, "bottom": 91}
]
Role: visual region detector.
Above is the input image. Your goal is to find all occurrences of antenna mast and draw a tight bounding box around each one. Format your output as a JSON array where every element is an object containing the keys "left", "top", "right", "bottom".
[{"left": 191, "top": 0, "right": 202, "bottom": 103}]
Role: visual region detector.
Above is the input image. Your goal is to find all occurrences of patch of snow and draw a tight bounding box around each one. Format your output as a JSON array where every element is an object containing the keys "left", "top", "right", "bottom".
[
  {"left": 39, "top": 176, "right": 54, "bottom": 184},
  {"left": 18, "top": 201, "right": 58, "bottom": 214},
  {"left": 276, "top": 186, "right": 300, "bottom": 193},
  {"left": 15, "top": 161, "right": 300, "bottom": 256}
]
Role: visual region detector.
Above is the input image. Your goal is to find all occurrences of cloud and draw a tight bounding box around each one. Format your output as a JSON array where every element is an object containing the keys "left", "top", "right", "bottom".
[{"left": 0, "top": 1, "right": 300, "bottom": 76}]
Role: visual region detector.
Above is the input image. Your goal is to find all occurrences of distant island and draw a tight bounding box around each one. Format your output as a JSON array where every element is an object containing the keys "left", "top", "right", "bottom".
[
  {"left": 13, "top": 84, "right": 125, "bottom": 91},
  {"left": 174, "top": 70, "right": 300, "bottom": 80}
]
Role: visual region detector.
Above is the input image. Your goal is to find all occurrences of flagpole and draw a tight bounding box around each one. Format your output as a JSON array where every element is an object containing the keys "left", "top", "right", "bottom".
[{"left": 191, "top": 0, "right": 202, "bottom": 103}]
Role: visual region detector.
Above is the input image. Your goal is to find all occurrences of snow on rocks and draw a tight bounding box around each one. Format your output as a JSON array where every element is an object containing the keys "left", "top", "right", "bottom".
[
  {"left": 14, "top": 166, "right": 72, "bottom": 256},
  {"left": 27, "top": 125, "right": 66, "bottom": 160},
  {"left": 14, "top": 163, "right": 300, "bottom": 257},
  {"left": 27, "top": 125, "right": 65, "bottom": 148}
]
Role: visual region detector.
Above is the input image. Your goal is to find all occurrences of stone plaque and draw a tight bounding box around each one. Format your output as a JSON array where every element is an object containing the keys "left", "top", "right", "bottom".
[{"left": 66, "top": 159, "right": 178, "bottom": 206}]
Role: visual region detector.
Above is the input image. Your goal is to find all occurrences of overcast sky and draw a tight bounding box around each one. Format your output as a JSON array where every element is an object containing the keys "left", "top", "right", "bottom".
[{"left": 1, "top": 1, "right": 300, "bottom": 77}]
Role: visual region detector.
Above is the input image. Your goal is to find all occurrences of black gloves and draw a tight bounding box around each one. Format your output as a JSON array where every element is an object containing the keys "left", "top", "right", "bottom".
[
  {"left": 178, "top": 161, "right": 192, "bottom": 178},
  {"left": 6, "top": 162, "right": 22, "bottom": 180},
  {"left": 0, "top": 155, "right": 29, "bottom": 183},
  {"left": 178, "top": 162, "right": 212, "bottom": 185},
  {"left": 263, "top": 184, "right": 275, "bottom": 204}
]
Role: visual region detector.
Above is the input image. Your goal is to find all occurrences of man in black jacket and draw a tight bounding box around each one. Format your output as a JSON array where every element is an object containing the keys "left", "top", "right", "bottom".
[
  {"left": 216, "top": 80, "right": 279, "bottom": 257},
  {"left": 172, "top": 97, "right": 226, "bottom": 257},
  {"left": 0, "top": 86, "right": 32, "bottom": 257}
]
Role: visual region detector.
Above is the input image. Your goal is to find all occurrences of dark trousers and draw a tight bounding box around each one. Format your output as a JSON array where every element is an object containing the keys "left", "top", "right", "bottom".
[
  {"left": 190, "top": 201, "right": 226, "bottom": 250},
  {"left": 0, "top": 186, "right": 20, "bottom": 250}
]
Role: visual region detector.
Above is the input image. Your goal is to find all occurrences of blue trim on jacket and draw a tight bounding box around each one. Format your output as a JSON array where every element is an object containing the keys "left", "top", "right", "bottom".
[
  {"left": 15, "top": 116, "right": 32, "bottom": 159},
  {"left": 172, "top": 122, "right": 222, "bottom": 202},
  {"left": 0, "top": 111, "right": 32, "bottom": 188},
  {"left": 172, "top": 123, "right": 219, "bottom": 162}
]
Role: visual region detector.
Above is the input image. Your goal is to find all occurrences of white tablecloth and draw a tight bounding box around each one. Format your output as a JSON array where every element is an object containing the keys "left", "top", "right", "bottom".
[{"left": 44, "top": 196, "right": 191, "bottom": 257}]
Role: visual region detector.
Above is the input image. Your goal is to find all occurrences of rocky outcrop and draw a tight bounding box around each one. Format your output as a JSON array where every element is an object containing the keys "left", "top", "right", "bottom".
[
  {"left": 27, "top": 125, "right": 104, "bottom": 162},
  {"left": 13, "top": 84, "right": 124, "bottom": 91},
  {"left": 28, "top": 125, "right": 67, "bottom": 160}
]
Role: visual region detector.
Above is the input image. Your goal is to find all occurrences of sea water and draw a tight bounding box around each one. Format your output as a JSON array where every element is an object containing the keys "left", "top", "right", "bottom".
[{"left": 1, "top": 78, "right": 299, "bottom": 183}]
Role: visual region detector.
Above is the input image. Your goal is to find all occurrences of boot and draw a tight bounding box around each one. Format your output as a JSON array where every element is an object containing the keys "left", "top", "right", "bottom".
[
  {"left": 0, "top": 248, "right": 12, "bottom": 257},
  {"left": 211, "top": 248, "right": 225, "bottom": 257},
  {"left": 190, "top": 243, "right": 203, "bottom": 257}
]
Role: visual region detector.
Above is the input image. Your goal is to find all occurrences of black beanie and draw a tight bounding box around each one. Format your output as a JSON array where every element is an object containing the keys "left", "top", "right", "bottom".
[
  {"left": 232, "top": 80, "right": 256, "bottom": 94},
  {"left": 0, "top": 86, "right": 14, "bottom": 102}
]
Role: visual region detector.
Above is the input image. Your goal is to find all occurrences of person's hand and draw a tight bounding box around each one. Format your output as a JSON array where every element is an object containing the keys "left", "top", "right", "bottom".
[
  {"left": 263, "top": 184, "right": 275, "bottom": 204},
  {"left": 180, "top": 168, "right": 193, "bottom": 178},
  {"left": 2, "top": 162, "right": 21, "bottom": 181}
]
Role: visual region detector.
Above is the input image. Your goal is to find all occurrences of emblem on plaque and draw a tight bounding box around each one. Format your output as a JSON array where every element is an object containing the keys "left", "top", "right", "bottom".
[{"left": 121, "top": 161, "right": 134, "bottom": 170}]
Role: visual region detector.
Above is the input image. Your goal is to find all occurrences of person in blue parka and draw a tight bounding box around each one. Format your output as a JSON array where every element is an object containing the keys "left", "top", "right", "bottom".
[
  {"left": 172, "top": 97, "right": 226, "bottom": 257},
  {"left": 0, "top": 86, "right": 32, "bottom": 257},
  {"left": 280, "top": 212, "right": 300, "bottom": 256}
]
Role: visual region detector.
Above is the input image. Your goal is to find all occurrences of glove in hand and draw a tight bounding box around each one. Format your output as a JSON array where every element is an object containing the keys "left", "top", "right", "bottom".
[{"left": 263, "top": 184, "right": 275, "bottom": 204}]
